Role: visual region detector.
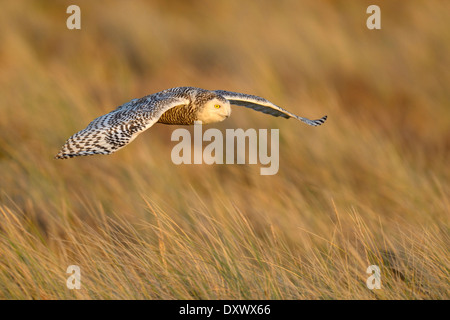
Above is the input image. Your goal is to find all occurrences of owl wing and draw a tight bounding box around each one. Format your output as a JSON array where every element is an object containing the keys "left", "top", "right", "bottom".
[
  {"left": 55, "top": 95, "right": 189, "bottom": 159},
  {"left": 214, "top": 90, "right": 327, "bottom": 126}
]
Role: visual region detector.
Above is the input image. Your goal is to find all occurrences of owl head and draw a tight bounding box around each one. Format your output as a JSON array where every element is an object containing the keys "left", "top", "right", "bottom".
[{"left": 196, "top": 95, "right": 231, "bottom": 124}]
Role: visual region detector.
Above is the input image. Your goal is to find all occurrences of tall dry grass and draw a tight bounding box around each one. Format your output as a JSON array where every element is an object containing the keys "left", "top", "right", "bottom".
[{"left": 0, "top": 0, "right": 449, "bottom": 299}]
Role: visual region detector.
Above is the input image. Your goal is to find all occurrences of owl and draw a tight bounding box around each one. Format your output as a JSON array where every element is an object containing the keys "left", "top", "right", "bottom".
[{"left": 55, "top": 87, "right": 327, "bottom": 159}]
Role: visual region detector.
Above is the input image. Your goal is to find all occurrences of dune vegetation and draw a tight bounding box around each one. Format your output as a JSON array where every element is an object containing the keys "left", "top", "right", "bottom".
[{"left": 0, "top": 1, "right": 449, "bottom": 299}]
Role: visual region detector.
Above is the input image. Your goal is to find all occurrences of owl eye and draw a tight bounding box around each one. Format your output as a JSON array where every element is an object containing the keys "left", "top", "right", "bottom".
[{"left": 214, "top": 104, "right": 221, "bottom": 109}]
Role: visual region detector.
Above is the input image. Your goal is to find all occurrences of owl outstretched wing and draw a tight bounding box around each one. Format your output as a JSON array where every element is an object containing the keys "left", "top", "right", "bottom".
[
  {"left": 55, "top": 95, "right": 189, "bottom": 159},
  {"left": 214, "top": 90, "right": 327, "bottom": 126}
]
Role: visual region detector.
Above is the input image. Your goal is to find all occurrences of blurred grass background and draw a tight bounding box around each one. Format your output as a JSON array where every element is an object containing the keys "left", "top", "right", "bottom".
[{"left": 0, "top": 0, "right": 449, "bottom": 299}]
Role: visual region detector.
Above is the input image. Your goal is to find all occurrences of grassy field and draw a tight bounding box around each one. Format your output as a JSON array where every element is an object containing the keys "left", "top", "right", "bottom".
[{"left": 0, "top": 0, "right": 449, "bottom": 299}]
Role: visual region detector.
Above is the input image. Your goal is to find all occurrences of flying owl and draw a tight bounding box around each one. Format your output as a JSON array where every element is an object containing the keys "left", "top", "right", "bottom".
[{"left": 55, "top": 87, "right": 327, "bottom": 159}]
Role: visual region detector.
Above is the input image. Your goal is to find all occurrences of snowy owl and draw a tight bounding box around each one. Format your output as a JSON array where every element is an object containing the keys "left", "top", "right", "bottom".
[{"left": 55, "top": 87, "right": 327, "bottom": 159}]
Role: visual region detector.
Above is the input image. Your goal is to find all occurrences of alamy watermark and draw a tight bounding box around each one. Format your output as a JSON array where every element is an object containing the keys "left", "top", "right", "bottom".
[
  {"left": 66, "top": 265, "right": 81, "bottom": 289},
  {"left": 366, "top": 5, "right": 381, "bottom": 30},
  {"left": 366, "top": 265, "right": 381, "bottom": 290},
  {"left": 66, "top": 5, "right": 81, "bottom": 30},
  {"left": 171, "top": 121, "right": 279, "bottom": 175}
]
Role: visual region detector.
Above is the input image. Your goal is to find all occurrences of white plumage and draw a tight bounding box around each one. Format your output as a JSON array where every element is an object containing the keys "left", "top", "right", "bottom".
[{"left": 55, "top": 87, "right": 327, "bottom": 159}]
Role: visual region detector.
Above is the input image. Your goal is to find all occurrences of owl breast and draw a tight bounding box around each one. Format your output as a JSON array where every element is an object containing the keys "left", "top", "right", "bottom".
[{"left": 157, "top": 105, "right": 197, "bottom": 125}]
